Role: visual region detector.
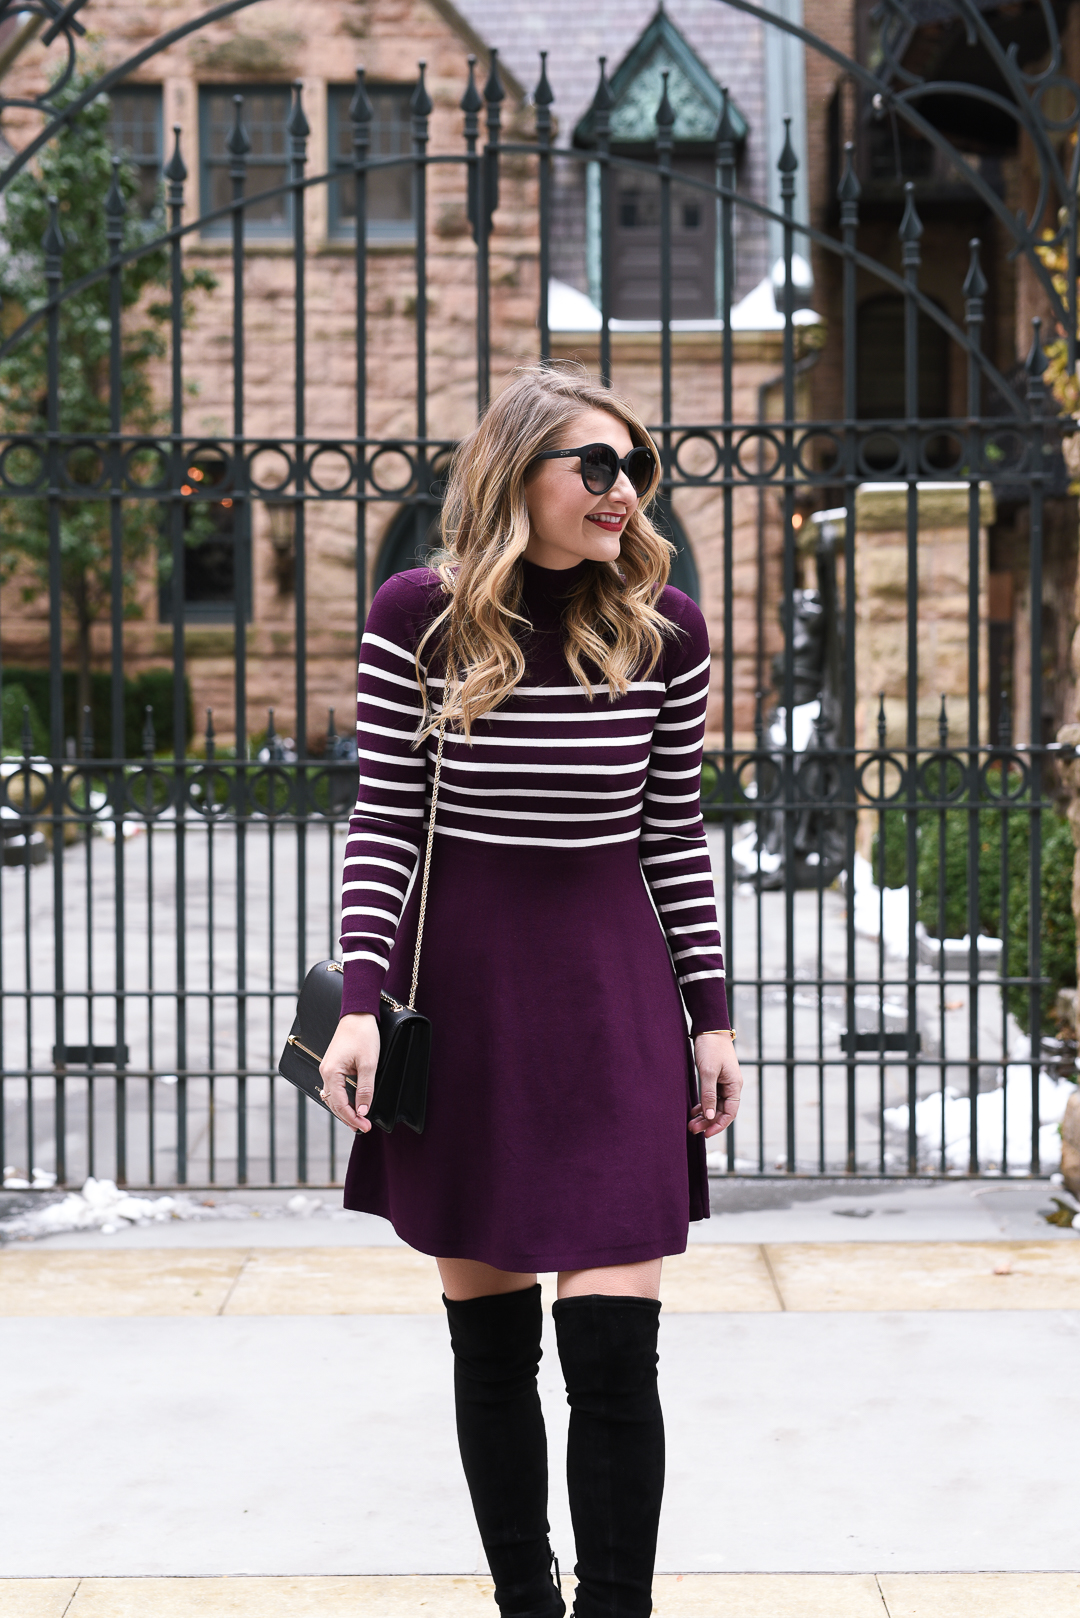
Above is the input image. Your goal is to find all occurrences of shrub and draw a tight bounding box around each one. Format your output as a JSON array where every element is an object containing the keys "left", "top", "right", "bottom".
[{"left": 0, "top": 668, "right": 193, "bottom": 757}]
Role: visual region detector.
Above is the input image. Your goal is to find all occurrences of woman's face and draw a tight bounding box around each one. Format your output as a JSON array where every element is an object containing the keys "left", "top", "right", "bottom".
[{"left": 523, "top": 407, "right": 639, "bottom": 570}]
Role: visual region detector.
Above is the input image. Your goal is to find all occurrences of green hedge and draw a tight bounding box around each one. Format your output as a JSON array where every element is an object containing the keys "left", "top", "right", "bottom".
[
  {"left": 0, "top": 667, "right": 193, "bottom": 757},
  {"left": 872, "top": 796, "right": 1076, "bottom": 1034}
]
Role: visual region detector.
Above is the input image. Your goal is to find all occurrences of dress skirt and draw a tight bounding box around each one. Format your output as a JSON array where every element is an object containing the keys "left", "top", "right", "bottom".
[{"left": 343, "top": 836, "right": 709, "bottom": 1273}]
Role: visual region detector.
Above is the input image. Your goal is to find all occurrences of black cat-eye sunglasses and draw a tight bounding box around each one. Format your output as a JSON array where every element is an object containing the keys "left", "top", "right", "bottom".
[{"left": 530, "top": 442, "right": 657, "bottom": 497}]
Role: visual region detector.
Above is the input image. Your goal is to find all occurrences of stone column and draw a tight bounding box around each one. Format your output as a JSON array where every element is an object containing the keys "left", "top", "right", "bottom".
[{"left": 854, "top": 481, "right": 994, "bottom": 750}]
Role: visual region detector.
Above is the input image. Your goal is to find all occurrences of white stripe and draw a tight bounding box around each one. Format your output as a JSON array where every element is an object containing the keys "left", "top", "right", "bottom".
[
  {"left": 357, "top": 748, "right": 426, "bottom": 768},
  {"left": 362, "top": 631, "right": 421, "bottom": 667},
  {"left": 654, "top": 717, "right": 705, "bottom": 733},
  {"left": 441, "top": 782, "right": 641, "bottom": 802},
  {"left": 650, "top": 872, "right": 712, "bottom": 890},
  {"left": 353, "top": 800, "right": 425, "bottom": 819},
  {"left": 442, "top": 731, "right": 653, "bottom": 751},
  {"left": 644, "top": 789, "right": 701, "bottom": 805},
  {"left": 359, "top": 692, "right": 426, "bottom": 718},
  {"left": 358, "top": 775, "right": 426, "bottom": 794},
  {"left": 342, "top": 879, "right": 409, "bottom": 900},
  {"left": 343, "top": 854, "right": 412, "bottom": 877},
  {"left": 658, "top": 897, "right": 716, "bottom": 913},
  {"left": 667, "top": 923, "right": 716, "bottom": 936},
  {"left": 660, "top": 684, "right": 709, "bottom": 711},
  {"left": 440, "top": 800, "right": 641, "bottom": 825},
  {"left": 669, "top": 653, "right": 711, "bottom": 688},
  {"left": 440, "top": 756, "right": 648, "bottom": 777},
  {"left": 434, "top": 706, "right": 661, "bottom": 726},
  {"left": 361, "top": 720, "right": 427, "bottom": 742},
  {"left": 341, "top": 905, "right": 400, "bottom": 924},
  {"left": 343, "top": 831, "right": 416, "bottom": 855},
  {"left": 678, "top": 968, "right": 726, "bottom": 985},
  {"left": 641, "top": 849, "right": 711, "bottom": 868},
  {"left": 648, "top": 766, "right": 702, "bottom": 780},
  {"left": 358, "top": 661, "right": 424, "bottom": 694},
  {"left": 650, "top": 742, "right": 701, "bottom": 756},
  {"left": 672, "top": 945, "right": 721, "bottom": 961},
  {"left": 426, "top": 677, "right": 667, "bottom": 696},
  {"left": 642, "top": 813, "right": 703, "bottom": 829},
  {"left": 341, "top": 947, "right": 390, "bottom": 969},
  {"left": 435, "top": 824, "right": 641, "bottom": 850}
]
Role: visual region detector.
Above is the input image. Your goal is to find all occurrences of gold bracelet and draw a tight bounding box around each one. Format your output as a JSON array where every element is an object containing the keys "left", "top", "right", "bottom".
[{"left": 700, "top": 1028, "right": 736, "bottom": 1040}]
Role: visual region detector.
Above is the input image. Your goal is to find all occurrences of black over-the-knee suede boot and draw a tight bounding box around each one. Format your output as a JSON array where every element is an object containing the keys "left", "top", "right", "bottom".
[
  {"left": 444, "top": 1285, "right": 564, "bottom": 1618},
  {"left": 552, "top": 1295, "right": 664, "bottom": 1618}
]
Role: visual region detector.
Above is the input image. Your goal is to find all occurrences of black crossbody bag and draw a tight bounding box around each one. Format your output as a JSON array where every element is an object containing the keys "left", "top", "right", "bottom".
[{"left": 277, "top": 722, "right": 446, "bottom": 1133}]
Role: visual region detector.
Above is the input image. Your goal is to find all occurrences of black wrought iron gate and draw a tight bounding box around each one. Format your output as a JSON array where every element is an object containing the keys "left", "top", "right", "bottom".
[{"left": 1, "top": 0, "right": 1077, "bottom": 1189}]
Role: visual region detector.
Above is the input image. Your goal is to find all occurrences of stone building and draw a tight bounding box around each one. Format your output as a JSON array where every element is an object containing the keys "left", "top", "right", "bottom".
[{"left": 0, "top": 0, "right": 818, "bottom": 750}]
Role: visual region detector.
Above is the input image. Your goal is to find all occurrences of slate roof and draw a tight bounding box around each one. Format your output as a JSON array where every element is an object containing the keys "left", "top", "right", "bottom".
[{"left": 452, "top": 0, "right": 768, "bottom": 203}]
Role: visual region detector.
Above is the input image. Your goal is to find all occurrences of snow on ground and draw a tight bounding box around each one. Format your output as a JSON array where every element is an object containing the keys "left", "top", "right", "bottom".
[
  {"left": 884, "top": 1060, "right": 1074, "bottom": 1172},
  {"left": 0, "top": 1177, "right": 335, "bottom": 1242}
]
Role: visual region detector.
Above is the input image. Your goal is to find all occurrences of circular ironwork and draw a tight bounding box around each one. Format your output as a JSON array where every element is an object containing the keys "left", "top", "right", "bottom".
[
  {"left": 62, "top": 767, "right": 116, "bottom": 819},
  {"left": 857, "top": 432, "right": 904, "bottom": 477},
  {"left": 733, "top": 429, "right": 780, "bottom": 481},
  {"left": 123, "top": 767, "right": 173, "bottom": 819},
  {"left": 367, "top": 444, "right": 417, "bottom": 497},
  {"left": 305, "top": 443, "right": 356, "bottom": 496},
  {"left": 795, "top": 429, "right": 841, "bottom": 479},
  {"left": 857, "top": 753, "right": 907, "bottom": 805},
  {"left": 186, "top": 765, "right": 234, "bottom": 818},
  {"left": 63, "top": 441, "right": 108, "bottom": 493},
  {"left": 122, "top": 439, "right": 170, "bottom": 495},
  {"left": 737, "top": 752, "right": 781, "bottom": 804},
  {"left": 979, "top": 755, "right": 1030, "bottom": 803},
  {"left": 918, "top": 431, "right": 964, "bottom": 476},
  {"left": 916, "top": 752, "right": 968, "bottom": 804},
  {"left": 672, "top": 431, "right": 722, "bottom": 484},
  {"left": 793, "top": 754, "right": 842, "bottom": 803},
  {"left": 246, "top": 443, "right": 294, "bottom": 496},
  {"left": 980, "top": 429, "right": 1026, "bottom": 476},
  {"left": 248, "top": 766, "right": 295, "bottom": 818},
  {"left": 1038, "top": 76, "right": 1080, "bottom": 133},
  {"left": 0, "top": 764, "right": 50, "bottom": 818},
  {"left": 0, "top": 438, "right": 46, "bottom": 493}
]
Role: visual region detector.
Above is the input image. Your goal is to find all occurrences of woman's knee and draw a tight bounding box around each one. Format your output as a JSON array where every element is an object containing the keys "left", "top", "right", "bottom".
[{"left": 439, "top": 1256, "right": 538, "bottom": 1301}]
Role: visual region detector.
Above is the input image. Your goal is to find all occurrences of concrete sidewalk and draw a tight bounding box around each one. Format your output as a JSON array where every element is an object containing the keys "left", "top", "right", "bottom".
[{"left": 1, "top": 1181, "right": 1077, "bottom": 1610}]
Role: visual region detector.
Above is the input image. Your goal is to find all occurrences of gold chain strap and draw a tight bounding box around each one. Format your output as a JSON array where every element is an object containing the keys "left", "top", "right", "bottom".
[{"left": 405, "top": 717, "right": 446, "bottom": 1012}]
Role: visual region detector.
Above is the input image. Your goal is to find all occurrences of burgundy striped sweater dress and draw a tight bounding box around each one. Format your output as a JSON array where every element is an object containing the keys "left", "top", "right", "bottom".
[{"left": 339, "top": 557, "right": 731, "bottom": 1271}]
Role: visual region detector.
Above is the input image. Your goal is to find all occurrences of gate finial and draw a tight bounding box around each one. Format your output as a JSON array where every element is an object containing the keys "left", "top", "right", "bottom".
[
  {"left": 837, "top": 141, "right": 860, "bottom": 204},
  {"left": 1025, "top": 315, "right": 1049, "bottom": 379},
  {"left": 591, "top": 57, "right": 613, "bottom": 121},
  {"left": 899, "top": 181, "right": 922, "bottom": 245},
  {"left": 43, "top": 194, "right": 64, "bottom": 263},
  {"left": 656, "top": 70, "right": 675, "bottom": 141},
  {"left": 962, "top": 237, "right": 987, "bottom": 303},
  {"left": 412, "top": 60, "right": 434, "bottom": 122},
  {"left": 778, "top": 115, "right": 798, "bottom": 174},
  {"left": 165, "top": 125, "right": 187, "bottom": 191},
  {"left": 483, "top": 50, "right": 505, "bottom": 111},
  {"left": 105, "top": 156, "right": 125, "bottom": 251},
  {"left": 287, "top": 79, "right": 310, "bottom": 143},
  {"left": 461, "top": 56, "right": 481, "bottom": 121},
  {"left": 534, "top": 51, "right": 554, "bottom": 113},
  {"left": 350, "top": 66, "right": 374, "bottom": 132},
  {"left": 227, "top": 95, "right": 251, "bottom": 163}
]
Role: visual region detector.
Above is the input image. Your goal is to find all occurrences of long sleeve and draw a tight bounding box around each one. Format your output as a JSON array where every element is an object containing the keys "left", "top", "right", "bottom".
[
  {"left": 338, "top": 572, "right": 438, "bottom": 1017},
  {"left": 639, "top": 596, "right": 731, "bottom": 1038}
]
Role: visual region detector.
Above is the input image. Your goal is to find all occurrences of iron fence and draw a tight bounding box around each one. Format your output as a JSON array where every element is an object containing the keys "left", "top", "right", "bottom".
[{"left": 1, "top": 0, "right": 1078, "bottom": 1187}]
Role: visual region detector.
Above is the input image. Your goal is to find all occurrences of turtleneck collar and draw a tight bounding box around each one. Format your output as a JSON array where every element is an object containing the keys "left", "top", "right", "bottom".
[{"left": 520, "top": 557, "right": 589, "bottom": 627}]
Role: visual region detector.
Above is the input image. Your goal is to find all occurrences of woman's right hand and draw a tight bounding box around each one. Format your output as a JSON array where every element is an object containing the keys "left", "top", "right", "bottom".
[{"left": 318, "top": 1012, "right": 380, "bottom": 1132}]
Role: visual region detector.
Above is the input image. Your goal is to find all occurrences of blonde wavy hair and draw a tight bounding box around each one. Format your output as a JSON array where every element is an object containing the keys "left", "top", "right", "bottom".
[{"left": 415, "top": 365, "right": 677, "bottom": 740}]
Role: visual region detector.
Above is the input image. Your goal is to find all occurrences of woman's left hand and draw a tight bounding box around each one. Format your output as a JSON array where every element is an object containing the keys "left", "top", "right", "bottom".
[{"left": 689, "top": 1031, "right": 742, "bottom": 1138}]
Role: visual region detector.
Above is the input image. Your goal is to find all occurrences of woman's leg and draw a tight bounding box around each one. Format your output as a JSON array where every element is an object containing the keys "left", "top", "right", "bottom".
[
  {"left": 439, "top": 1259, "right": 564, "bottom": 1618},
  {"left": 553, "top": 1260, "right": 664, "bottom": 1618}
]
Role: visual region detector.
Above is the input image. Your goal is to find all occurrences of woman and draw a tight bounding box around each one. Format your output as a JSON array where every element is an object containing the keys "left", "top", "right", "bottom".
[{"left": 320, "top": 366, "right": 742, "bottom": 1618}]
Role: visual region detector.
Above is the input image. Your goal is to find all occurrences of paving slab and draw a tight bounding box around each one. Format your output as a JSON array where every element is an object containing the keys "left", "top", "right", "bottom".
[
  {"left": 767, "top": 1239, "right": 1080, "bottom": 1310},
  {"left": 879, "top": 1572, "right": 1080, "bottom": 1617},
  {"left": 2, "top": 1312, "right": 1077, "bottom": 1577},
  {"left": 9, "top": 1241, "right": 1080, "bottom": 1315},
  {"left": 5, "top": 1574, "right": 1080, "bottom": 1618}
]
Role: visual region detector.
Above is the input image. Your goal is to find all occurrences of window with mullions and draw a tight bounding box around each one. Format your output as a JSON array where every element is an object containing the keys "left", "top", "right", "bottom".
[
  {"left": 327, "top": 84, "right": 414, "bottom": 240},
  {"left": 109, "top": 86, "right": 163, "bottom": 217},
  {"left": 199, "top": 85, "right": 291, "bottom": 237},
  {"left": 158, "top": 454, "right": 249, "bottom": 623}
]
